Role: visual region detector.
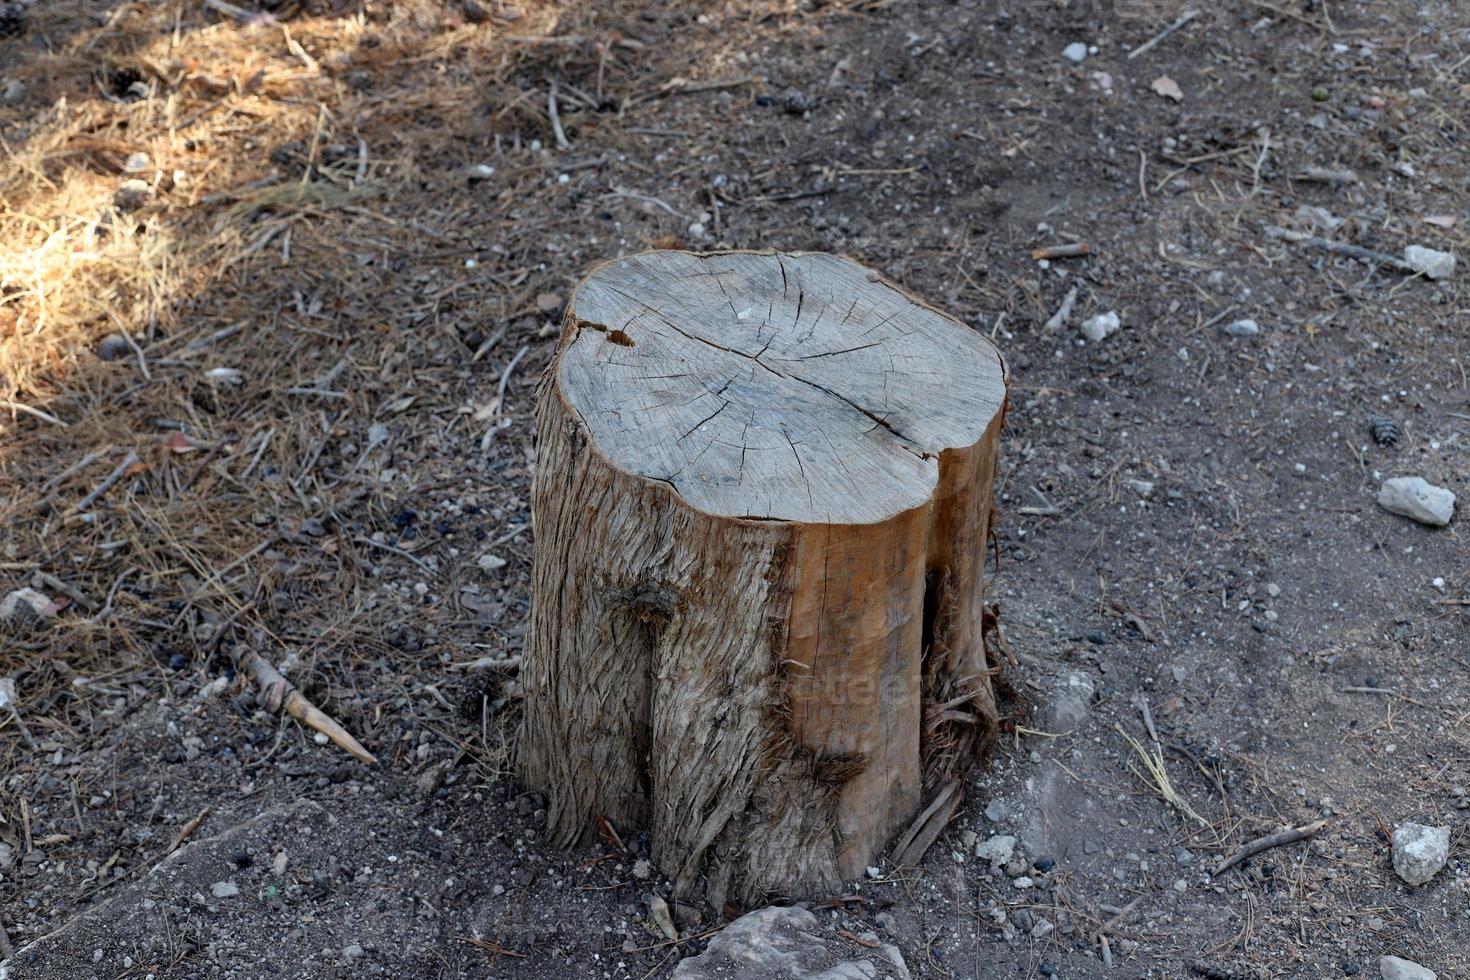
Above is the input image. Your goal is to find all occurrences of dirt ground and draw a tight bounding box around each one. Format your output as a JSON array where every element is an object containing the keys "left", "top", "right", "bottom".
[{"left": 2, "top": 0, "right": 1469, "bottom": 977}]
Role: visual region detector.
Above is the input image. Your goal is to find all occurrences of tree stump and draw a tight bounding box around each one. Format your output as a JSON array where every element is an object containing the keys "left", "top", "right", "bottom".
[{"left": 519, "top": 250, "right": 1009, "bottom": 908}]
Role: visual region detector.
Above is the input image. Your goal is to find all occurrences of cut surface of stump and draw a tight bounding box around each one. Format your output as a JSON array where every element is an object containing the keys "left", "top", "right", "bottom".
[{"left": 520, "top": 250, "right": 1008, "bottom": 908}]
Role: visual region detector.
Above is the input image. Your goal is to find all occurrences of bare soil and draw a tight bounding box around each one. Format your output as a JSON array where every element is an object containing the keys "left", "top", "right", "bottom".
[{"left": 2, "top": 1, "right": 1468, "bottom": 978}]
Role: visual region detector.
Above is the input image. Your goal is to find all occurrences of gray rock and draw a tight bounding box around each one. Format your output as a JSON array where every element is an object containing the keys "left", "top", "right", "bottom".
[
  {"left": 96, "top": 332, "right": 132, "bottom": 361},
  {"left": 1047, "top": 671, "right": 1094, "bottom": 731},
  {"left": 1080, "top": 311, "right": 1120, "bottom": 343},
  {"left": 1, "top": 77, "right": 24, "bottom": 104},
  {"left": 984, "top": 799, "right": 1007, "bottom": 822},
  {"left": 1377, "top": 477, "right": 1455, "bottom": 527},
  {"left": 1, "top": 588, "right": 53, "bottom": 629},
  {"left": 1379, "top": 955, "right": 1436, "bottom": 980},
  {"left": 1124, "top": 478, "right": 1156, "bottom": 498},
  {"left": 1172, "top": 847, "right": 1195, "bottom": 866},
  {"left": 342, "top": 943, "right": 365, "bottom": 961},
  {"left": 1223, "top": 318, "right": 1260, "bottom": 337},
  {"left": 1062, "top": 42, "right": 1089, "bottom": 63},
  {"left": 209, "top": 881, "right": 240, "bottom": 899},
  {"left": 1403, "top": 245, "right": 1456, "bottom": 281},
  {"left": 123, "top": 152, "right": 151, "bottom": 174},
  {"left": 671, "top": 906, "right": 910, "bottom": 980},
  {"left": 1392, "top": 823, "right": 1449, "bottom": 885},
  {"left": 975, "top": 834, "right": 1017, "bottom": 867}
]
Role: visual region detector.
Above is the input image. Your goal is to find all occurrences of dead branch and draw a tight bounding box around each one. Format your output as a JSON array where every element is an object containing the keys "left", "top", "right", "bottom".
[
  {"left": 1212, "top": 819, "right": 1326, "bottom": 876},
  {"left": 230, "top": 645, "right": 378, "bottom": 765}
]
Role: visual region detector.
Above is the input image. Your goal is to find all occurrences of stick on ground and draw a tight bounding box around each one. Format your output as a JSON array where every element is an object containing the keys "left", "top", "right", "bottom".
[
  {"left": 231, "top": 645, "right": 378, "bottom": 765},
  {"left": 1212, "top": 819, "right": 1326, "bottom": 876}
]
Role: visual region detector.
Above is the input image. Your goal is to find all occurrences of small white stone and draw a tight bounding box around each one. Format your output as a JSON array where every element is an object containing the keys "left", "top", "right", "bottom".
[
  {"left": 313, "top": 732, "right": 330, "bottom": 745},
  {"left": 1124, "top": 478, "right": 1155, "bottom": 499},
  {"left": 210, "top": 881, "right": 240, "bottom": 899},
  {"left": 1080, "top": 311, "right": 1120, "bottom": 343},
  {"left": 1062, "top": 42, "right": 1089, "bottom": 63},
  {"left": 1012, "top": 875, "right": 1034, "bottom": 889},
  {"left": 632, "top": 858, "right": 652, "bottom": 880},
  {"left": 975, "top": 834, "right": 1017, "bottom": 866},
  {"left": 1223, "top": 318, "right": 1260, "bottom": 337},
  {"left": 1392, "top": 822, "right": 1450, "bottom": 886},
  {"left": 1377, "top": 477, "right": 1455, "bottom": 527},
  {"left": 477, "top": 553, "right": 507, "bottom": 573},
  {"left": 1432, "top": 577, "right": 1446, "bottom": 592},
  {"left": 1403, "top": 245, "right": 1456, "bottom": 280}
]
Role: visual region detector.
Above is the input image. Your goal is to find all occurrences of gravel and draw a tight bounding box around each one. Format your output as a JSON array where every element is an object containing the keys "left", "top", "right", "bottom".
[{"left": 1062, "top": 42, "right": 1089, "bottom": 63}]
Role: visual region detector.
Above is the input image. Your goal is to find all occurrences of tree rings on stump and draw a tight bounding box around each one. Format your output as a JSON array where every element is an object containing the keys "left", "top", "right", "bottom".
[{"left": 519, "top": 249, "right": 1009, "bottom": 908}]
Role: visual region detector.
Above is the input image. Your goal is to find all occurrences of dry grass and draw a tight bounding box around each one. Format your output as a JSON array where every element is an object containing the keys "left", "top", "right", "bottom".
[{"left": 0, "top": 0, "right": 754, "bottom": 772}]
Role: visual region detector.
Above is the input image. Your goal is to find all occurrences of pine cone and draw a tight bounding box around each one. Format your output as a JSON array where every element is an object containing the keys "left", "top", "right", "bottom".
[
  {"left": 0, "top": 3, "right": 26, "bottom": 39},
  {"left": 1366, "top": 413, "right": 1400, "bottom": 447}
]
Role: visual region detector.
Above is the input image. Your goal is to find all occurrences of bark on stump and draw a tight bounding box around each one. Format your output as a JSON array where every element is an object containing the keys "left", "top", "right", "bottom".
[{"left": 519, "top": 250, "right": 1009, "bottom": 909}]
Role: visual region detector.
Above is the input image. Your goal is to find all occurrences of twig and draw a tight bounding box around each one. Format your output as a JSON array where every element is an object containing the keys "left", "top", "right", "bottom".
[
  {"left": 71, "top": 450, "right": 141, "bottom": 513},
  {"left": 1135, "top": 695, "right": 1160, "bottom": 744},
  {"left": 1340, "top": 686, "right": 1396, "bottom": 695},
  {"left": 230, "top": 645, "right": 378, "bottom": 765},
  {"left": 1264, "top": 226, "right": 1412, "bottom": 273},
  {"left": 448, "top": 655, "right": 521, "bottom": 672},
  {"left": 0, "top": 400, "right": 69, "bottom": 428},
  {"left": 1031, "top": 243, "right": 1090, "bottom": 260},
  {"left": 33, "top": 572, "right": 97, "bottom": 611},
  {"left": 1043, "top": 285, "right": 1079, "bottom": 332},
  {"left": 548, "top": 81, "right": 572, "bottom": 150},
  {"left": 1212, "top": 819, "right": 1326, "bottom": 876},
  {"left": 497, "top": 344, "right": 531, "bottom": 407},
  {"left": 163, "top": 806, "right": 211, "bottom": 856},
  {"left": 355, "top": 535, "right": 434, "bottom": 573},
  {"left": 1091, "top": 893, "right": 1145, "bottom": 942},
  {"left": 1294, "top": 166, "right": 1358, "bottom": 184},
  {"left": 1128, "top": 8, "right": 1200, "bottom": 60}
]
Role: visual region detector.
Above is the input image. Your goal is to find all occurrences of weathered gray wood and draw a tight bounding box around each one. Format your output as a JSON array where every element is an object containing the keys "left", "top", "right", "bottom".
[
  {"left": 520, "top": 250, "right": 1009, "bottom": 910},
  {"left": 558, "top": 250, "right": 1005, "bottom": 523}
]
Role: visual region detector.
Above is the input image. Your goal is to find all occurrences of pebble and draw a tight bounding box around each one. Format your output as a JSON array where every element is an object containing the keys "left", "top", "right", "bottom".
[
  {"left": 1392, "top": 823, "right": 1449, "bottom": 885},
  {"left": 1173, "top": 847, "right": 1195, "bottom": 866},
  {"left": 478, "top": 552, "right": 508, "bottom": 573},
  {"left": 123, "top": 151, "right": 151, "bottom": 173},
  {"left": 1403, "top": 245, "right": 1455, "bottom": 280},
  {"left": 975, "top": 834, "right": 1017, "bottom": 866},
  {"left": 1062, "top": 42, "right": 1089, "bottom": 63},
  {"left": 1012, "top": 875, "right": 1034, "bottom": 889},
  {"left": 1379, "top": 956, "right": 1437, "bottom": 980},
  {"left": 1377, "top": 477, "right": 1455, "bottom": 527},
  {"left": 632, "top": 858, "right": 652, "bottom": 880},
  {"left": 209, "top": 881, "right": 240, "bottom": 899},
  {"left": 1124, "top": 478, "right": 1155, "bottom": 498},
  {"left": 343, "top": 943, "right": 366, "bottom": 961},
  {"left": 1223, "top": 318, "right": 1261, "bottom": 337},
  {"left": 2, "top": 77, "right": 24, "bottom": 104},
  {"left": 984, "top": 799, "right": 1007, "bottom": 822},
  {"left": 1080, "top": 311, "right": 1120, "bottom": 343},
  {"left": 1266, "top": 583, "right": 1281, "bottom": 598}
]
